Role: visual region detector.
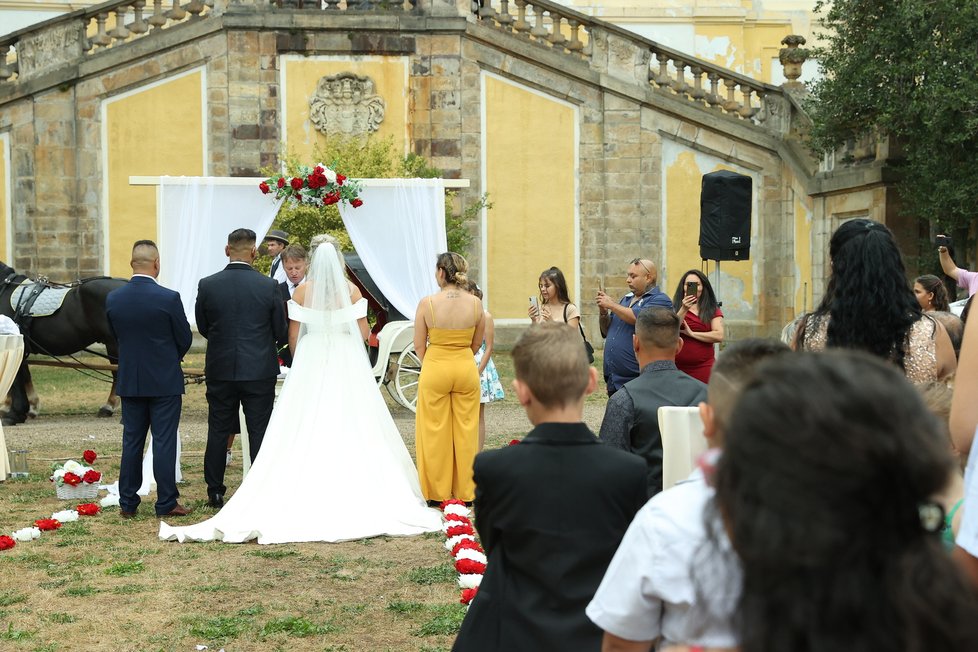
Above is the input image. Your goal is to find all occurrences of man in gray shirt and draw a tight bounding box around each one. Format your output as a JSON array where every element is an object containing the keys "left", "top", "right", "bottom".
[{"left": 599, "top": 307, "right": 707, "bottom": 497}]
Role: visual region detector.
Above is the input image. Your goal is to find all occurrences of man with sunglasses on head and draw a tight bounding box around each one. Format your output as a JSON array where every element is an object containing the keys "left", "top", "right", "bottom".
[{"left": 597, "top": 258, "right": 673, "bottom": 396}]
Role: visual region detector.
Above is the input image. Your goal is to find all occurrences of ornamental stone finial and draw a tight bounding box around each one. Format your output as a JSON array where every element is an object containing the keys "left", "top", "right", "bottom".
[{"left": 778, "top": 35, "right": 809, "bottom": 84}]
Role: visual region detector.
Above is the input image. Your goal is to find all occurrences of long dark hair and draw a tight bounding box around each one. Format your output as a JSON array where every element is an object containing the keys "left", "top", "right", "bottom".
[
  {"left": 815, "top": 219, "right": 920, "bottom": 369},
  {"left": 538, "top": 267, "right": 571, "bottom": 305},
  {"left": 671, "top": 269, "right": 719, "bottom": 321},
  {"left": 713, "top": 351, "right": 978, "bottom": 652},
  {"left": 915, "top": 274, "right": 950, "bottom": 312}
]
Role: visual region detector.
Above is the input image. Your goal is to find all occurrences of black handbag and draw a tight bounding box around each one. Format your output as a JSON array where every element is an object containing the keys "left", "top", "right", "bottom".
[{"left": 565, "top": 304, "right": 595, "bottom": 364}]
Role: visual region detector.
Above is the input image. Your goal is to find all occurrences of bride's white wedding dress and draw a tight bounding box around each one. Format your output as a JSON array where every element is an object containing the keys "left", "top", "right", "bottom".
[{"left": 159, "top": 243, "right": 442, "bottom": 544}]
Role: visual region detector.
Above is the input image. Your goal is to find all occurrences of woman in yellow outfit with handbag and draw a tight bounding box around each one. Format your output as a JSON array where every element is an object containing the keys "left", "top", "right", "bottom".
[{"left": 414, "top": 253, "right": 486, "bottom": 505}]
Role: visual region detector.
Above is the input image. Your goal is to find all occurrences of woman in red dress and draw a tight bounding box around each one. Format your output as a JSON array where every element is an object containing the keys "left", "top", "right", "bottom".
[{"left": 671, "top": 270, "right": 724, "bottom": 383}]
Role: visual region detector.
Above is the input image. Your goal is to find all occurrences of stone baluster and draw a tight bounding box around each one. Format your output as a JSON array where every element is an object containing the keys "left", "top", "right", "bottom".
[
  {"left": 109, "top": 7, "right": 131, "bottom": 41},
  {"left": 688, "top": 66, "right": 705, "bottom": 101},
  {"left": 566, "top": 19, "right": 583, "bottom": 51},
  {"left": 186, "top": 0, "right": 206, "bottom": 16},
  {"left": 92, "top": 13, "right": 113, "bottom": 47},
  {"left": 754, "top": 93, "right": 768, "bottom": 123},
  {"left": 167, "top": 0, "right": 187, "bottom": 21},
  {"left": 653, "top": 52, "right": 670, "bottom": 86},
  {"left": 738, "top": 87, "right": 758, "bottom": 119},
  {"left": 670, "top": 59, "right": 688, "bottom": 96},
  {"left": 529, "top": 5, "right": 549, "bottom": 39},
  {"left": 548, "top": 12, "right": 566, "bottom": 47},
  {"left": 324, "top": 0, "right": 341, "bottom": 9},
  {"left": 496, "top": 0, "right": 513, "bottom": 26},
  {"left": 148, "top": 0, "right": 168, "bottom": 29},
  {"left": 130, "top": 0, "right": 150, "bottom": 34},
  {"left": 513, "top": 0, "right": 530, "bottom": 35},
  {"left": 722, "top": 78, "right": 740, "bottom": 112},
  {"left": 706, "top": 72, "right": 721, "bottom": 107},
  {"left": 0, "top": 45, "right": 15, "bottom": 81},
  {"left": 477, "top": 0, "right": 495, "bottom": 19}
]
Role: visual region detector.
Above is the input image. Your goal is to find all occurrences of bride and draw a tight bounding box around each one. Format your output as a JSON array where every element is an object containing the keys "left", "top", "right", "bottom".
[{"left": 159, "top": 235, "right": 442, "bottom": 544}]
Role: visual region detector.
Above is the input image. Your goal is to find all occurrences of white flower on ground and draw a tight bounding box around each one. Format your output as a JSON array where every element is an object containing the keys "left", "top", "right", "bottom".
[
  {"left": 51, "top": 510, "right": 79, "bottom": 523},
  {"left": 12, "top": 527, "right": 41, "bottom": 542},
  {"left": 458, "top": 574, "right": 483, "bottom": 589},
  {"left": 100, "top": 494, "right": 120, "bottom": 508},
  {"left": 454, "top": 549, "right": 487, "bottom": 564},
  {"left": 443, "top": 504, "right": 471, "bottom": 518}
]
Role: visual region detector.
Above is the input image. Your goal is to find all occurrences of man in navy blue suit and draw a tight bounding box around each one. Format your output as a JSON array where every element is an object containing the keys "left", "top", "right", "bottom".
[{"left": 106, "top": 240, "right": 193, "bottom": 518}]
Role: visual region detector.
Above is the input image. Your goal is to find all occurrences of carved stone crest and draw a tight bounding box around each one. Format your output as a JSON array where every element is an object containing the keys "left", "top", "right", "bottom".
[
  {"left": 309, "top": 73, "right": 386, "bottom": 137},
  {"left": 17, "top": 23, "right": 84, "bottom": 80}
]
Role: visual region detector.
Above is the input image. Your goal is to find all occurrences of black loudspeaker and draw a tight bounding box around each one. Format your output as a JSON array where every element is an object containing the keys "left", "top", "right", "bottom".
[{"left": 699, "top": 171, "right": 752, "bottom": 261}]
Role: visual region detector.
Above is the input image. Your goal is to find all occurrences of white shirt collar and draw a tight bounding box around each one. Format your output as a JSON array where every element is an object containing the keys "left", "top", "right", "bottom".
[{"left": 131, "top": 274, "right": 159, "bottom": 284}]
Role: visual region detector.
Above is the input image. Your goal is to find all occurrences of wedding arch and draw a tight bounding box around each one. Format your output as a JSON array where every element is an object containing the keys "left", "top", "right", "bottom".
[{"left": 128, "top": 175, "right": 469, "bottom": 326}]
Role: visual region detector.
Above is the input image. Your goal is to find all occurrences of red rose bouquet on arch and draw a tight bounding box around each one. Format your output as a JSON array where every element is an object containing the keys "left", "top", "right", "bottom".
[{"left": 260, "top": 164, "right": 364, "bottom": 209}]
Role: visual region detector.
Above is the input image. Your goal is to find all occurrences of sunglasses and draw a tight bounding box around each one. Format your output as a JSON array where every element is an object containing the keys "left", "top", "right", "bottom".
[{"left": 630, "top": 259, "right": 652, "bottom": 275}]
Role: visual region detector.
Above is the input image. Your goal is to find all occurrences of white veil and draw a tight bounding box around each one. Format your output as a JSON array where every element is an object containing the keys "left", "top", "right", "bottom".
[{"left": 288, "top": 237, "right": 365, "bottom": 345}]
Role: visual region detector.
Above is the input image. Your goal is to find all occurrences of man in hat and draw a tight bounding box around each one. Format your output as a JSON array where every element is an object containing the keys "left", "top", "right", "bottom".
[{"left": 264, "top": 229, "right": 290, "bottom": 285}]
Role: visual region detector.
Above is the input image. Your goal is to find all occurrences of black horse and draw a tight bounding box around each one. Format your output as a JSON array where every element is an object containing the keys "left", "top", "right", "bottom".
[{"left": 0, "top": 262, "right": 127, "bottom": 425}]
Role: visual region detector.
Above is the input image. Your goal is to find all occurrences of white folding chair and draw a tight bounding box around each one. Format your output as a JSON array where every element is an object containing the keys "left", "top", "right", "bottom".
[{"left": 658, "top": 405, "right": 707, "bottom": 491}]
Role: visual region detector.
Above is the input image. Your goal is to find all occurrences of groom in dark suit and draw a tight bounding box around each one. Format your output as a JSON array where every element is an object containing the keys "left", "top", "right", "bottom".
[
  {"left": 452, "top": 322, "right": 647, "bottom": 652},
  {"left": 106, "top": 240, "right": 193, "bottom": 518},
  {"left": 196, "top": 228, "right": 288, "bottom": 508}
]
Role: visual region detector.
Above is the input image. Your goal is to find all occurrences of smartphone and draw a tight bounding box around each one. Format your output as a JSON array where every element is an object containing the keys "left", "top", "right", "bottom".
[
  {"left": 936, "top": 234, "right": 952, "bottom": 247},
  {"left": 685, "top": 281, "right": 699, "bottom": 297},
  {"left": 529, "top": 296, "right": 539, "bottom": 311}
]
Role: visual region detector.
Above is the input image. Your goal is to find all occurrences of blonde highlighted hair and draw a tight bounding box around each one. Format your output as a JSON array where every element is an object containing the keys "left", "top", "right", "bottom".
[{"left": 436, "top": 252, "right": 469, "bottom": 287}]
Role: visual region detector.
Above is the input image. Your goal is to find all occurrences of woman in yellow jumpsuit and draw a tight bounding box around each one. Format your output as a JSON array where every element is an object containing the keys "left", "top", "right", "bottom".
[{"left": 414, "top": 253, "right": 485, "bottom": 504}]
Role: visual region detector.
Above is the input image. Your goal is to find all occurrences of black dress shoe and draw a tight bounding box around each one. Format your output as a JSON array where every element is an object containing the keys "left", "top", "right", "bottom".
[
  {"left": 207, "top": 493, "right": 224, "bottom": 508},
  {"left": 120, "top": 509, "right": 137, "bottom": 519}
]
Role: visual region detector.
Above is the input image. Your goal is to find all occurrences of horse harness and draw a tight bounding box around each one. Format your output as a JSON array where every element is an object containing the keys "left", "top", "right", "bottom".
[{"left": 1, "top": 273, "right": 113, "bottom": 362}]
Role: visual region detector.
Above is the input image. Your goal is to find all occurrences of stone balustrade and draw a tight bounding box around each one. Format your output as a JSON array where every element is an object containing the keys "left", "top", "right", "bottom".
[
  {"left": 474, "top": 0, "right": 592, "bottom": 57},
  {"left": 0, "top": 0, "right": 217, "bottom": 84},
  {"left": 473, "top": 0, "right": 777, "bottom": 125},
  {"left": 270, "top": 0, "right": 414, "bottom": 9}
]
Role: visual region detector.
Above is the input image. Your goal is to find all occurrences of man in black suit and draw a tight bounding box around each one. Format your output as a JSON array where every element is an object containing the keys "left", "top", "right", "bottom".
[
  {"left": 452, "top": 322, "right": 647, "bottom": 652},
  {"left": 196, "top": 228, "right": 288, "bottom": 508},
  {"left": 106, "top": 240, "right": 193, "bottom": 518}
]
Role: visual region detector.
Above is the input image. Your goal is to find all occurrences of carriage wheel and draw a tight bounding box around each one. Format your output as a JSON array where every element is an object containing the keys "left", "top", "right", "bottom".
[{"left": 394, "top": 344, "right": 422, "bottom": 413}]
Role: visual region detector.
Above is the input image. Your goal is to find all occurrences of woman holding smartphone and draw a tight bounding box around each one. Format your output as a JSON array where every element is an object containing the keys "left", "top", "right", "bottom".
[
  {"left": 672, "top": 269, "right": 724, "bottom": 383},
  {"left": 528, "top": 267, "right": 581, "bottom": 329}
]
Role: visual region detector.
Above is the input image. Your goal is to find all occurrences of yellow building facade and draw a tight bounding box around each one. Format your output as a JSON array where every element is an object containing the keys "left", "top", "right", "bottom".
[{"left": 0, "top": 0, "right": 884, "bottom": 341}]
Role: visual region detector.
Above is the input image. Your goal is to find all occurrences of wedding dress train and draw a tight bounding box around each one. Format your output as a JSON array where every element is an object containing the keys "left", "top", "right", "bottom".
[{"left": 159, "top": 244, "right": 441, "bottom": 544}]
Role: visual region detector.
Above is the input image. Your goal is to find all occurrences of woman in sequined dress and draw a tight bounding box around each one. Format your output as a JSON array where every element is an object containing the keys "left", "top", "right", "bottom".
[{"left": 793, "top": 219, "right": 956, "bottom": 383}]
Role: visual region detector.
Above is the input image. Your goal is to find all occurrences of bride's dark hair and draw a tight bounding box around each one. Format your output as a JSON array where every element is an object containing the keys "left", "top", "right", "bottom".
[{"left": 712, "top": 351, "right": 978, "bottom": 652}]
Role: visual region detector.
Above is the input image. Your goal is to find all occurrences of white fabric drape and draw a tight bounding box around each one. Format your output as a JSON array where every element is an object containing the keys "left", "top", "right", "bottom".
[
  {"left": 158, "top": 177, "right": 282, "bottom": 328},
  {"left": 339, "top": 180, "right": 447, "bottom": 318},
  {"left": 0, "top": 335, "right": 24, "bottom": 481}
]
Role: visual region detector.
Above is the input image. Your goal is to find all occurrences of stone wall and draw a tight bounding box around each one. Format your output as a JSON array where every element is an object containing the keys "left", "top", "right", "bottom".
[{"left": 0, "top": 1, "right": 890, "bottom": 340}]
